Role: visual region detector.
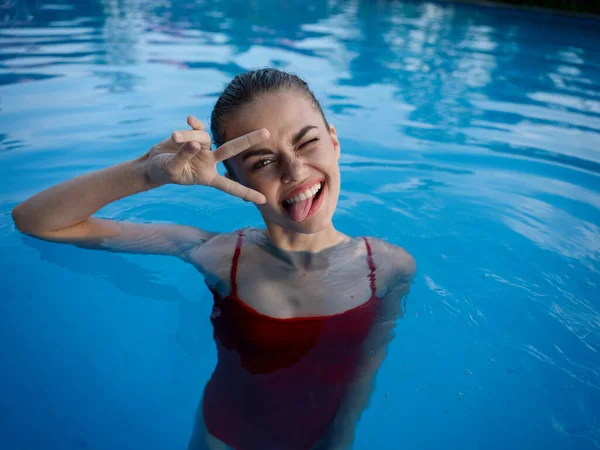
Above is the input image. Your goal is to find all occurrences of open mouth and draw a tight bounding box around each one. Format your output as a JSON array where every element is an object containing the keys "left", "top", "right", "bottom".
[{"left": 282, "top": 181, "right": 325, "bottom": 222}]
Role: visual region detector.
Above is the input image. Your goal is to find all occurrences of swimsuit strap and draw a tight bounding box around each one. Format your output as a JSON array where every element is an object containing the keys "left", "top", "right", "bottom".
[
  {"left": 230, "top": 231, "right": 245, "bottom": 297},
  {"left": 362, "top": 237, "right": 377, "bottom": 298}
]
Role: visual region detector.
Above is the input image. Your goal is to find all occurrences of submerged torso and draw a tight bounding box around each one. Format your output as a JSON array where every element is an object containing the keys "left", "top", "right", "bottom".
[
  {"left": 187, "top": 228, "right": 408, "bottom": 450},
  {"left": 191, "top": 228, "right": 392, "bottom": 318}
]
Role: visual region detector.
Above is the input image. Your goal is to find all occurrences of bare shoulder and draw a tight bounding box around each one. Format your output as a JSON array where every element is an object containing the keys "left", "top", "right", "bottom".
[
  {"left": 186, "top": 228, "right": 247, "bottom": 279},
  {"left": 367, "top": 237, "right": 416, "bottom": 278},
  {"left": 359, "top": 237, "right": 416, "bottom": 319}
]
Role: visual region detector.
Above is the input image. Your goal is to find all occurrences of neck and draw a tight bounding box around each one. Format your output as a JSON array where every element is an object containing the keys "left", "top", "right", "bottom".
[{"left": 264, "top": 222, "right": 346, "bottom": 252}]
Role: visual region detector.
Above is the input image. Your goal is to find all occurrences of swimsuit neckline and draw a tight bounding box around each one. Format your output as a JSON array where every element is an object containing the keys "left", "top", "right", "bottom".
[
  {"left": 221, "top": 290, "right": 380, "bottom": 323},
  {"left": 210, "top": 229, "right": 382, "bottom": 322}
]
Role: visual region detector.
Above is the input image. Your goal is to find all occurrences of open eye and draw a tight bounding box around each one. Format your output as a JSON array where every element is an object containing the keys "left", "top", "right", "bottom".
[{"left": 251, "top": 159, "right": 275, "bottom": 171}]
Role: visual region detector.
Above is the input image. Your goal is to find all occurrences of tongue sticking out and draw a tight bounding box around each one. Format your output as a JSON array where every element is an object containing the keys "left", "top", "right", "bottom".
[{"left": 287, "top": 196, "right": 314, "bottom": 222}]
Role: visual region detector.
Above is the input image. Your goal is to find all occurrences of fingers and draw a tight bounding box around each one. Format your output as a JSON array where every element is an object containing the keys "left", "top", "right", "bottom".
[
  {"left": 213, "top": 128, "right": 270, "bottom": 163},
  {"left": 165, "top": 141, "right": 203, "bottom": 174},
  {"left": 172, "top": 129, "right": 211, "bottom": 146},
  {"left": 187, "top": 116, "right": 206, "bottom": 131},
  {"left": 210, "top": 175, "right": 267, "bottom": 204}
]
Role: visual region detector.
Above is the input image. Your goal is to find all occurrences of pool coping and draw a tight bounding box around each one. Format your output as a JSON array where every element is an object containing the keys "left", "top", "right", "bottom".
[{"left": 436, "top": 0, "right": 600, "bottom": 19}]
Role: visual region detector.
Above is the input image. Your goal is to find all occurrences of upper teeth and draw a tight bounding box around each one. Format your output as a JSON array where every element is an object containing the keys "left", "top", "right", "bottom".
[{"left": 284, "top": 183, "right": 322, "bottom": 205}]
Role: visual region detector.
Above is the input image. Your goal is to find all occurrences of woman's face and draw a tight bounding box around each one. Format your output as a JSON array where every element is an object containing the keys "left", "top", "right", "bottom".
[{"left": 224, "top": 91, "right": 341, "bottom": 234}]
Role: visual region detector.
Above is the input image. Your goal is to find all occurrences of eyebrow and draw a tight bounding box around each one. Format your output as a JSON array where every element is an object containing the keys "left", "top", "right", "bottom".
[
  {"left": 291, "top": 125, "right": 318, "bottom": 146},
  {"left": 241, "top": 125, "right": 319, "bottom": 163}
]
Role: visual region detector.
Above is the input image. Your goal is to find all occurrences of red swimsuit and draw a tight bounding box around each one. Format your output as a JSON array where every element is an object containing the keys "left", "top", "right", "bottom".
[{"left": 202, "top": 233, "right": 381, "bottom": 450}]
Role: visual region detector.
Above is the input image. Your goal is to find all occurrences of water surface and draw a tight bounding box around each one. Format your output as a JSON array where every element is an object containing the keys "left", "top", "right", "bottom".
[{"left": 1, "top": 1, "right": 599, "bottom": 449}]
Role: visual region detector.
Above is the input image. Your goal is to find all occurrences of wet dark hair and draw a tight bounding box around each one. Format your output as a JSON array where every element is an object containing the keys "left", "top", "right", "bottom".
[{"left": 210, "top": 68, "right": 329, "bottom": 177}]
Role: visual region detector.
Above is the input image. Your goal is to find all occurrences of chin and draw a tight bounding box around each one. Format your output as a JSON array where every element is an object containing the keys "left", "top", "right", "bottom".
[{"left": 288, "top": 216, "right": 334, "bottom": 234}]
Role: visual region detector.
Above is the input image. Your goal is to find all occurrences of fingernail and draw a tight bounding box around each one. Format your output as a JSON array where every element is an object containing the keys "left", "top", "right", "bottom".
[{"left": 174, "top": 132, "right": 182, "bottom": 141}]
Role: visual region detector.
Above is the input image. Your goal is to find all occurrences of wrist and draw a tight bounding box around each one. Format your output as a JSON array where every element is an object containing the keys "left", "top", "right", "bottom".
[{"left": 131, "top": 152, "right": 162, "bottom": 191}]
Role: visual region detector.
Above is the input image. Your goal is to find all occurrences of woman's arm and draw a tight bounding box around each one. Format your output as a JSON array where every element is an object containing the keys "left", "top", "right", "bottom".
[
  {"left": 12, "top": 154, "right": 157, "bottom": 237},
  {"left": 316, "top": 244, "right": 415, "bottom": 449},
  {"left": 12, "top": 154, "right": 212, "bottom": 258},
  {"left": 12, "top": 116, "right": 269, "bottom": 258}
]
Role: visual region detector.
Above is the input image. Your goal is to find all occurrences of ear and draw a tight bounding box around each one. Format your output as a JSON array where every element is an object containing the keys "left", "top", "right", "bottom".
[{"left": 329, "top": 124, "right": 341, "bottom": 160}]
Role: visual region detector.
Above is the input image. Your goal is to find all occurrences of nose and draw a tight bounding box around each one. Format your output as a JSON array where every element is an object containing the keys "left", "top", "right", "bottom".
[{"left": 281, "top": 156, "right": 306, "bottom": 184}]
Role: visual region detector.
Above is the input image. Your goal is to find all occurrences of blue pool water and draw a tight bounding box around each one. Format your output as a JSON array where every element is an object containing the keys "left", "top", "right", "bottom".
[{"left": 1, "top": 0, "right": 599, "bottom": 448}]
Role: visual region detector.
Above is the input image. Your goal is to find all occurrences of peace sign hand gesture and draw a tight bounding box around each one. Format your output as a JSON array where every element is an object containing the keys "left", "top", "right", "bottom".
[{"left": 146, "top": 116, "right": 269, "bottom": 204}]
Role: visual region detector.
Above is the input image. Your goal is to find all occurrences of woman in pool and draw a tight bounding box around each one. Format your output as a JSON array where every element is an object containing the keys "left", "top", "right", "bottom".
[{"left": 12, "top": 69, "right": 415, "bottom": 450}]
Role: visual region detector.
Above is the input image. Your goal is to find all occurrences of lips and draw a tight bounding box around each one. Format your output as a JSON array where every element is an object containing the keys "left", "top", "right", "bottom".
[
  {"left": 281, "top": 179, "right": 325, "bottom": 205},
  {"left": 283, "top": 182, "right": 322, "bottom": 206},
  {"left": 281, "top": 179, "right": 325, "bottom": 222}
]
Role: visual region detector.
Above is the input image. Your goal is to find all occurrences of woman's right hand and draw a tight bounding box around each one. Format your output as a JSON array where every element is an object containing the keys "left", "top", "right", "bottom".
[{"left": 146, "top": 116, "right": 269, "bottom": 204}]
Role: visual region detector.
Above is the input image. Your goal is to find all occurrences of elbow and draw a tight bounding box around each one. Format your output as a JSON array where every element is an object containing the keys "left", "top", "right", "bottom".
[
  {"left": 12, "top": 204, "right": 26, "bottom": 232},
  {"left": 12, "top": 204, "right": 36, "bottom": 235}
]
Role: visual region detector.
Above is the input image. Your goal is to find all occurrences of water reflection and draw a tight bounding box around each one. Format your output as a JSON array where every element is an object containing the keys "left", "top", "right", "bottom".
[
  {"left": 21, "top": 236, "right": 188, "bottom": 303},
  {"left": 2, "top": 0, "right": 599, "bottom": 166},
  {"left": 2, "top": 0, "right": 600, "bottom": 448}
]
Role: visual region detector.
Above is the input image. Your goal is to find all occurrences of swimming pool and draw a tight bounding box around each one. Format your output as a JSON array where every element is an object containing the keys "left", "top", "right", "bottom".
[{"left": 1, "top": 0, "right": 599, "bottom": 448}]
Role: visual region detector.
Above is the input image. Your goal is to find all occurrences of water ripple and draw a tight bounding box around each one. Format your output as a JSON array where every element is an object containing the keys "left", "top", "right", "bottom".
[{"left": 1, "top": 1, "right": 599, "bottom": 449}]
